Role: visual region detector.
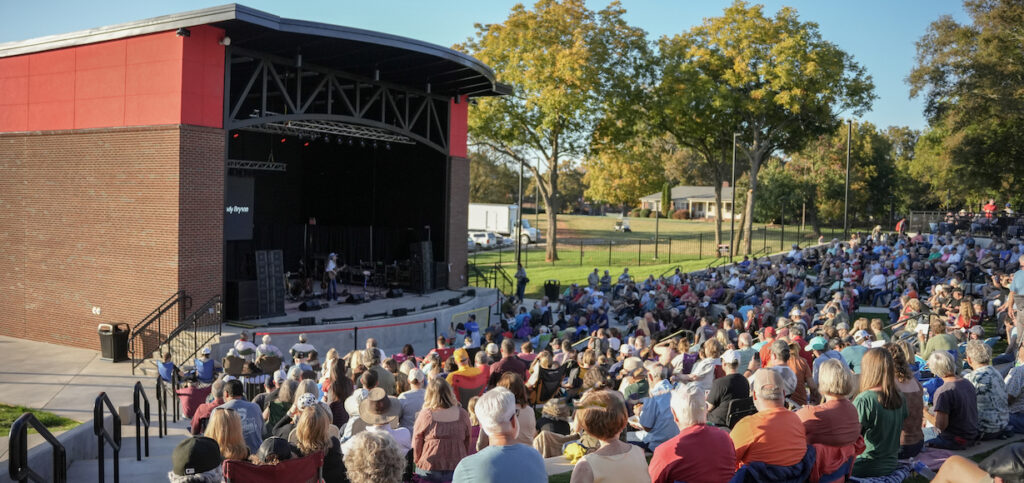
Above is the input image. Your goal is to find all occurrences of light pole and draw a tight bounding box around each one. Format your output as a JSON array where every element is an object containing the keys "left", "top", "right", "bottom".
[
  {"left": 843, "top": 119, "right": 852, "bottom": 240},
  {"left": 516, "top": 159, "right": 524, "bottom": 266},
  {"left": 654, "top": 208, "right": 660, "bottom": 260},
  {"left": 730, "top": 132, "right": 738, "bottom": 262},
  {"left": 534, "top": 160, "right": 540, "bottom": 232}
]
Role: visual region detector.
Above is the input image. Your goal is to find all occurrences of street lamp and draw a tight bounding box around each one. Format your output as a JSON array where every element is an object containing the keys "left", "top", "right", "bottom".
[
  {"left": 730, "top": 132, "right": 738, "bottom": 262},
  {"left": 843, "top": 119, "right": 852, "bottom": 239}
]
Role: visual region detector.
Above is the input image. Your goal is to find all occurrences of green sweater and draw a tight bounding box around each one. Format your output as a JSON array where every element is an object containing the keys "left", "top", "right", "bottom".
[{"left": 920, "top": 333, "right": 958, "bottom": 361}]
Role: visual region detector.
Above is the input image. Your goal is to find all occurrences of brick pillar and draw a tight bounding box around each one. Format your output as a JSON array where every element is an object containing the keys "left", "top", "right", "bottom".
[
  {"left": 178, "top": 125, "right": 224, "bottom": 308},
  {"left": 447, "top": 156, "right": 469, "bottom": 289}
]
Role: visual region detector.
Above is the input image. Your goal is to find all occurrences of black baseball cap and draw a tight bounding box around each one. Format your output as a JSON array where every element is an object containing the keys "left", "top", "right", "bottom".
[{"left": 172, "top": 436, "right": 222, "bottom": 476}]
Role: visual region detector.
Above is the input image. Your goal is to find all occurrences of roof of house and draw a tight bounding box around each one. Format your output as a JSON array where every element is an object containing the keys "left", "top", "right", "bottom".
[{"left": 640, "top": 186, "right": 735, "bottom": 202}]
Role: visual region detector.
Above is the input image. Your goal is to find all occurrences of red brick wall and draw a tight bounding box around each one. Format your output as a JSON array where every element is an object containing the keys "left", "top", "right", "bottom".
[
  {"left": 179, "top": 125, "right": 224, "bottom": 308},
  {"left": 0, "top": 125, "right": 224, "bottom": 350},
  {"left": 447, "top": 156, "right": 469, "bottom": 289}
]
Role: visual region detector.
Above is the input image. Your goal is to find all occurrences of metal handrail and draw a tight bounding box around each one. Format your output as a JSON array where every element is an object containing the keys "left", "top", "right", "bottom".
[
  {"left": 129, "top": 291, "right": 191, "bottom": 374},
  {"left": 132, "top": 382, "right": 151, "bottom": 461},
  {"left": 8, "top": 413, "right": 67, "bottom": 483},
  {"left": 164, "top": 295, "right": 223, "bottom": 370},
  {"left": 155, "top": 377, "right": 168, "bottom": 437},
  {"left": 130, "top": 290, "right": 185, "bottom": 334},
  {"left": 94, "top": 392, "right": 122, "bottom": 483}
]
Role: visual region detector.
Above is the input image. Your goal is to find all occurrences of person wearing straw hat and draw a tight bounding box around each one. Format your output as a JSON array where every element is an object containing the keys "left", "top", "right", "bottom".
[{"left": 342, "top": 387, "right": 411, "bottom": 456}]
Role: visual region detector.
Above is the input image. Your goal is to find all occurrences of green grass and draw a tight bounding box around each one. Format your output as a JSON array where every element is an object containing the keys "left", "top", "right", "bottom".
[{"left": 0, "top": 404, "right": 79, "bottom": 437}]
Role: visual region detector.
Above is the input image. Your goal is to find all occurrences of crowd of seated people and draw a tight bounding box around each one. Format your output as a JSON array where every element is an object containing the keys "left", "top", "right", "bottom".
[{"left": 166, "top": 228, "right": 1024, "bottom": 482}]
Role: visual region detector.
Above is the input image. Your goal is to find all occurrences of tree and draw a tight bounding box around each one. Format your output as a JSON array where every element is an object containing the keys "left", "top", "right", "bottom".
[
  {"left": 468, "top": 151, "right": 523, "bottom": 203},
  {"left": 582, "top": 134, "right": 668, "bottom": 208},
  {"left": 457, "top": 0, "right": 653, "bottom": 261},
  {"left": 908, "top": 0, "right": 1024, "bottom": 206},
  {"left": 675, "top": 1, "right": 874, "bottom": 253},
  {"left": 660, "top": 182, "right": 671, "bottom": 216}
]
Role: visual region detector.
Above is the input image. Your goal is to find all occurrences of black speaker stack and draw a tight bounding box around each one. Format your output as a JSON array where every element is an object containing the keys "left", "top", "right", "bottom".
[
  {"left": 409, "top": 241, "right": 434, "bottom": 294},
  {"left": 226, "top": 280, "right": 258, "bottom": 320},
  {"left": 255, "top": 249, "right": 286, "bottom": 318}
]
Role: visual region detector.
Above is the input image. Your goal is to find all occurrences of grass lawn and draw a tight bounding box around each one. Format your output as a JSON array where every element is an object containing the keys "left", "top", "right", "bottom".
[{"left": 0, "top": 404, "right": 79, "bottom": 437}]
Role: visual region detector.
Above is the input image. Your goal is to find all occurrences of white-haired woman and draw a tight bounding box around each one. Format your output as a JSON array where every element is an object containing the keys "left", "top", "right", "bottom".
[
  {"left": 796, "top": 358, "right": 860, "bottom": 446},
  {"left": 923, "top": 351, "right": 980, "bottom": 450},
  {"left": 257, "top": 334, "right": 282, "bottom": 358},
  {"left": 344, "top": 431, "right": 406, "bottom": 483},
  {"left": 964, "top": 340, "right": 1010, "bottom": 439}
]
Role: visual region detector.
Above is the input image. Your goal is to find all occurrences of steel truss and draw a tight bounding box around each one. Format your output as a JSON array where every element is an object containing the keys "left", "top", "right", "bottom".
[
  {"left": 226, "top": 47, "right": 451, "bottom": 154},
  {"left": 226, "top": 159, "right": 288, "bottom": 172}
]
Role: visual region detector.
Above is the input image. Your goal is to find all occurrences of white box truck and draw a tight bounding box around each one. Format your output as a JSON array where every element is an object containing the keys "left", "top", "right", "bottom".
[{"left": 468, "top": 203, "right": 539, "bottom": 245}]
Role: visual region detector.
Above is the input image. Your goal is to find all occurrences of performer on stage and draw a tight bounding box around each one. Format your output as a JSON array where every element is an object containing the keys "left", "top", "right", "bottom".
[{"left": 325, "top": 252, "right": 339, "bottom": 301}]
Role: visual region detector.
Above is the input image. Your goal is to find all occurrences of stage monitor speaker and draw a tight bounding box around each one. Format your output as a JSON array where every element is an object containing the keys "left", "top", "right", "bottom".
[
  {"left": 409, "top": 241, "right": 434, "bottom": 293},
  {"left": 348, "top": 293, "right": 365, "bottom": 304},
  {"left": 226, "top": 280, "right": 258, "bottom": 320},
  {"left": 434, "top": 262, "right": 448, "bottom": 291},
  {"left": 386, "top": 288, "right": 404, "bottom": 298},
  {"left": 392, "top": 308, "right": 408, "bottom": 317},
  {"left": 448, "top": 297, "right": 461, "bottom": 306},
  {"left": 299, "top": 300, "right": 323, "bottom": 312},
  {"left": 465, "top": 289, "right": 476, "bottom": 297},
  {"left": 299, "top": 316, "right": 316, "bottom": 326}
]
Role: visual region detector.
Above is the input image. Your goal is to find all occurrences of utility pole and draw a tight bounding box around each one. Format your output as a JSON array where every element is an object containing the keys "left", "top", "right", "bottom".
[{"left": 516, "top": 159, "right": 524, "bottom": 266}]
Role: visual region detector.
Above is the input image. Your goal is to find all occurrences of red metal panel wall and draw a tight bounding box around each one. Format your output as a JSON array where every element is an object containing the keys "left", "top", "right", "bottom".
[
  {"left": 448, "top": 95, "right": 468, "bottom": 158},
  {"left": 0, "top": 25, "right": 224, "bottom": 132}
]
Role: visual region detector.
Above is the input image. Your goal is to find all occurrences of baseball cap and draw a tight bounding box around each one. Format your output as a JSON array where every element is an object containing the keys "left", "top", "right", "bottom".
[
  {"left": 804, "top": 336, "right": 828, "bottom": 352},
  {"left": 200, "top": 347, "right": 211, "bottom": 355},
  {"left": 273, "top": 369, "right": 287, "bottom": 384},
  {"left": 854, "top": 330, "right": 871, "bottom": 342},
  {"left": 485, "top": 343, "right": 499, "bottom": 354},
  {"left": 763, "top": 327, "right": 776, "bottom": 338},
  {"left": 297, "top": 392, "right": 318, "bottom": 409},
  {"left": 618, "top": 344, "right": 637, "bottom": 356},
  {"left": 172, "top": 436, "right": 222, "bottom": 476},
  {"left": 622, "top": 357, "right": 645, "bottom": 376},
  {"left": 969, "top": 325, "right": 984, "bottom": 336},
  {"left": 722, "top": 349, "right": 739, "bottom": 364},
  {"left": 256, "top": 437, "right": 296, "bottom": 463},
  {"left": 837, "top": 322, "right": 850, "bottom": 331}
]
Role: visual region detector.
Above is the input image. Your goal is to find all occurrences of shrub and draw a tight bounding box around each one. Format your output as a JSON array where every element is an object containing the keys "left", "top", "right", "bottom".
[
  {"left": 672, "top": 209, "right": 689, "bottom": 220},
  {"left": 629, "top": 208, "right": 642, "bottom": 217},
  {"left": 638, "top": 208, "right": 651, "bottom": 218}
]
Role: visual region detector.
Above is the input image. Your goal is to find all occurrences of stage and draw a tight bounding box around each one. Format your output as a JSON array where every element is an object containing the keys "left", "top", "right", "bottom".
[{"left": 213, "top": 287, "right": 501, "bottom": 358}]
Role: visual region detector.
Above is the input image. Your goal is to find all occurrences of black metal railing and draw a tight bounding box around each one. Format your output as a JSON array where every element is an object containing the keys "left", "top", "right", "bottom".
[
  {"left": 155, "top": 377, "right": 168, "bottom": 437},
  {"left": 129, "top": 291, "right": 191, "bottom": 375},
  {"left": 492, "top": 264, "right": 514, "bottom": 297},
  {"left": 132, "top": 381, "right": 151, "bottom": 461},
  {"left": 8, "top": 413, "right": 67, "bottom": 483},
  {"left": 94, "top": 392, "right": 121, "bottom": 483},
  {"left": 163, "top": 295, "right": 223, "bottom": 371}
]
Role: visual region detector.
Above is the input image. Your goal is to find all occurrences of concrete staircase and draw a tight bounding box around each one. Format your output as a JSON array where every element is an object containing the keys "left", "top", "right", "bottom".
[{"left": 65, "top": 426, "right": 192, "bottom": 482}]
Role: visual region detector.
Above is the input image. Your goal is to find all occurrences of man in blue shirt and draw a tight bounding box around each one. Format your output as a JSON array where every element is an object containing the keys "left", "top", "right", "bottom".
[
  {"left": 453, "top": 387, "right": 546, "bottom": 483},
  {"left": 219, "top": 380, "right": 263, "bottom": 454},
  {"left": 628, "top": 363, "right": 679, "bottom": 451}
]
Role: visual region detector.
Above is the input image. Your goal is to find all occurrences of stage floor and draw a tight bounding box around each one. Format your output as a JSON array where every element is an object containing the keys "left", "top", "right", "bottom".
[{"left": 228, "top": 283, "right": 494, "bottom": 327}]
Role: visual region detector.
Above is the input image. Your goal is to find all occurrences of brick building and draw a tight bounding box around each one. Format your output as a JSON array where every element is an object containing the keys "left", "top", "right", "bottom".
[{"left": 0, "top": 5, "right": 508, "bottom": 350}]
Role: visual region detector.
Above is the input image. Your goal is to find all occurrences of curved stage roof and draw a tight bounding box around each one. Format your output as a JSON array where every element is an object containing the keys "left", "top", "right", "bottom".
[{"left": 0, "top": 3, "right": 510, "bottom": 98}]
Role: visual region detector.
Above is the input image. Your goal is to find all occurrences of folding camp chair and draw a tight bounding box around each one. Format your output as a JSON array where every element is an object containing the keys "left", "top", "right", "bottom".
[{"left": 222, "top": 450, "right": 323, "bottom": 483}]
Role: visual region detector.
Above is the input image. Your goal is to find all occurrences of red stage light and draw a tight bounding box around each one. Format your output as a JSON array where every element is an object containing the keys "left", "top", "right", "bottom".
[
  {"left": 232, "top": 133, "right": 239, "bottom": 138},
  {"left": 304, "top": 142, "right": 310, "bottom": 147},
  {"left": 280, "top": 138, "right": 287, "bottom": 143}
]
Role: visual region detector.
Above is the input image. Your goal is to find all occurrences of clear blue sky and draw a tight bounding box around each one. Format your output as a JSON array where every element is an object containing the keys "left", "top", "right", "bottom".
[{"left": 0, "top": 0, "right": 969, "bottom": 131}]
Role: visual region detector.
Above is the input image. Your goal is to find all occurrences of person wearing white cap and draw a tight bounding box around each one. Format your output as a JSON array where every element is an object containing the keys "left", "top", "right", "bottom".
[
  {"left": 398, "top": 368, "right": 426, "bottom": 431},
  {"left": 707, "top": 349, "right": 750, "bottom": 427}
]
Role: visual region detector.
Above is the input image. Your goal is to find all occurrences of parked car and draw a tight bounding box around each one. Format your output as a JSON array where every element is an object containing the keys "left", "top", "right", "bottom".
[
  {"left": 500, "top": 236, "right": 514, "bottom": 248},
  {"left": 469, "top": 231, "right": 498, "bottom": 249},
  {"left": 467, "top": 236, "right": 477, "bottom": 252}
]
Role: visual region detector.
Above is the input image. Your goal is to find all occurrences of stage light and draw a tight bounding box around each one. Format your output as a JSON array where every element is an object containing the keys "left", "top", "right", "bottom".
[
  {"left": 303, "top": 142, "right": 310, "bottom": 147},
  {"left": 372, "top": 141, "right": 378, "bottom": 149},
  {"left": 280, "top": 138, "right": 287, "bottom": 143},
  {"left": 385, "top": 142, "right": 391, "bottom": 150},
  {"left": 336, "top": 137, "right": 344, "bottom": 145},
  {"left": 176, "top": 28, "right": 191, "bottom": 37},
  {"left": 232, "top": 133, "right": 239, "bottom": 139},
  {"left": 360, "top": 140, "right": 366, "bottom": 148},
  {"left": 347, "top": 138, "right": 354, "bottom": 146}
]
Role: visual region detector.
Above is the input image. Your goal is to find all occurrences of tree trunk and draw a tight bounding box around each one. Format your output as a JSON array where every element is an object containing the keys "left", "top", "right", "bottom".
[
  {"left": 544, "top": 164, "right": 561, "bottom": 262},
  {"left": 713, "top": 184, "right": 723, "bottom": 247},
  {"left": 741, "top": 157, "right": 762, "bottom": 255}
]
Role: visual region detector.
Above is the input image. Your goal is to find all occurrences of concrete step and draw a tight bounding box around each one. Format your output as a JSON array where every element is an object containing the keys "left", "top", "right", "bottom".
[{"left": 65, "top": 426, "right": 192, "bottom": 482}]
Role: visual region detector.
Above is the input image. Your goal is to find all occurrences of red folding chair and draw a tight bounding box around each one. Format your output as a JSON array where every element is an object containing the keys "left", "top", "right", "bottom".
[
  {"left": 222, "top": 451, "right": 323, "bottom": 483},
  {"left": 450, "top": 371, "right": 488, "bottom": 408}
]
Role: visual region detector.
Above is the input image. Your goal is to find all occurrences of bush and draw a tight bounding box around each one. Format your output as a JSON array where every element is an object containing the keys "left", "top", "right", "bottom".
[
  {"left": 638, "top": 208, "right": 651, "bottom": 218},
  {"left": 672, "top": 209, "right": 689, "bottom": 220},
  {"left": 629, "top": 208, "right": 642, "bottom": 217}
]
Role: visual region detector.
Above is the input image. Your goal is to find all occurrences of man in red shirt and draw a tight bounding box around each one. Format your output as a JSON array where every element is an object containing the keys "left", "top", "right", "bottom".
[
  {"left": 758, "top": 327, "right": 776, "bottom": 368},
  {"left": 189, "top": 378, "right": 225, "bottom": 435},
  {"left": 648, "top": 383, "right": 735, "bottom": 483},
  {"left": 983, "top": 199, "right": 997, "bottom": 219}
]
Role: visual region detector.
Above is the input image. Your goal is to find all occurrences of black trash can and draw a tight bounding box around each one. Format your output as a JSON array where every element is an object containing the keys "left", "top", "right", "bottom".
[
  {"left": 98, "top": 323, "right": 130, "bottom": 362},
  {"left": 543, "top": 280, "right": 561, "bottom": 301}
]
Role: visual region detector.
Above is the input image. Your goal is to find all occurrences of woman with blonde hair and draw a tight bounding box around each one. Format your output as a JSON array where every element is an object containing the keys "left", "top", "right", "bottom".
[
  {"left": 887, "top": 342, "right": 924, "bottom": 459},
  {"left": 412, "top": 377, "right": 471, "bottom": 481},
  {"left": 294, "top": 404, "right": 347, "bottom": 482},
  {"left": 852, "top": 348, "right": 908, "bottom": 478},
  {"left": 344, "top": 431, "right": 406, "bottom": 483},
  {"left": 205, "top": 407, "right": 249, "bottom": 461},
  {"left": 796, "top": 358, "right": 860, "bottom": 446}
]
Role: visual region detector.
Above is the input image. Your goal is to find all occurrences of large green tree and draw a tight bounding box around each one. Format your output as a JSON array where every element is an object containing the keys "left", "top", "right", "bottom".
[
  {"left": 908, "top": 0, "right": 1024, "bottom": 206},
  {"left": 457, "top": 0, "right": 652, "bottom": 261},
  {"left": 676, "top": 1, "right": 874, "bottom": 254},
  {"left": 582, "top": 133, "right": 669, "bottom": 208},
  {"left": 468, "top": 151, "right": 522, "bottom": 204}
]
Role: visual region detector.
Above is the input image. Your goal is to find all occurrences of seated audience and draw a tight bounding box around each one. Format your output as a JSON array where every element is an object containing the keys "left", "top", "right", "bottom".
[
  {"left": 796, "top": 358, "right": 860, "bottom": 446},
  {"left": 168, "top": 436, "right": 223, "bottom": 483},
  {"left": 964, "top": 339, "right": 1010, "bottom": 439},
  {"left": 648, "top": 383, "right": 735, "bottom": 483},
  {"left": 852, "top": 348, "right": 908, "bottom": 478},
  {"left": 294, "top": 404, "right": 347, "bottom": 483},
  {"left": 571, "top": 389, "right": 650, "bottom": 483},
  {"left": 452, "top": 387, "right": 547, "bottom": 483},
  {"left": 707, "top": 349, "right": 750, "bottom": 427},
  {"left": 398, "top": 368, "right": 426, "bottom": 431},
  {"left": 924, "top": 351, "right": 980, "bottom": 449},
  {"left": 888, "top": 342, "right": 925, "bottom": 458},
  {"left": 413, "top": 377, "right": 472, "bottom": 482},
  {"left": 730, "top": 369, "right": 807, "bottom": 468},
  {"left": 628, "top": 363, "right": 679, "bottom": 451},
  {"left": 204, "top": 407, "right": 250, "bottom": 461},
  {"left": 343, "top": 431, "right": 406, "bottom": 483}
]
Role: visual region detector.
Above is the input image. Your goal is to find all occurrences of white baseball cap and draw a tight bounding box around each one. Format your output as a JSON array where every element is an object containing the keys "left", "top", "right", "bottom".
[{"left": 722, "top": 349, "right": 739, "bottom": 364}]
